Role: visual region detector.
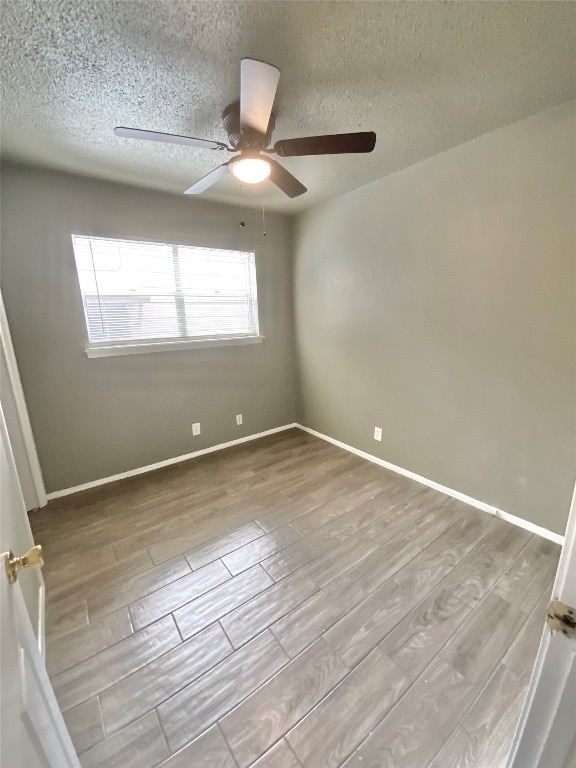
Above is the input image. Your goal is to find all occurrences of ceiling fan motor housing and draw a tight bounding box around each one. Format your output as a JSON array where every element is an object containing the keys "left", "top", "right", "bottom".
[{"left": 222, "top": 101, "right": 276, "bottom": 150}]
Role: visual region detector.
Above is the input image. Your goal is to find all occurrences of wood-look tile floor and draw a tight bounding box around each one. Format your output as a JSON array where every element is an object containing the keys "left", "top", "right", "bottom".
[{"left": 30, "top": 429, "right": 560, "bottom": 768}]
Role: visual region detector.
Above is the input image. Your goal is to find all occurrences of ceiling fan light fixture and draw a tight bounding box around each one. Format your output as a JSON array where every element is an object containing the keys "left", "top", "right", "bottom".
[{"left": 231, "top": 156, "right": 271, "bottom": 184}]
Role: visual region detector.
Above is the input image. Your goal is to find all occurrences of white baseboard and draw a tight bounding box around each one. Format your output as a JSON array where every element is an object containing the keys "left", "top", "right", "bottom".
[
  {"left": 45, "top": 419, "right": 565, "bottom": 547},
  {"left": 46, "top": 424, "right": 298, "bottom": 500},
  {"left": 295, "top": 424, "right": 565, "bottom": 546}
]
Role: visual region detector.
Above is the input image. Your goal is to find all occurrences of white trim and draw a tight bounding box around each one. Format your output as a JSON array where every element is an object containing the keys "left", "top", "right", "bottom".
[
  {"left": 295, "top": 424, "right": 565, "bottom": 546},
  {"left": 0, "top": 293, "right": 47, "bottom": 508},
  {"left": 46, "top": 424, "right": 298, "bottom": 499},
  {"left": 45, "top": 419, "right": 565, "bottom": 547},
  {"left": 85, "top": 335, "right": 265, "bottom": 358},
  {"left": 38, "top": 583, "right": 46, "bottom": 659}
]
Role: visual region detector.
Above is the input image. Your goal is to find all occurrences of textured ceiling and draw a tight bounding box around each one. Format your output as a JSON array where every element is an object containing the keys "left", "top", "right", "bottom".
[{"left": 1, "top": 1, "right": 575, "bottom": 213}]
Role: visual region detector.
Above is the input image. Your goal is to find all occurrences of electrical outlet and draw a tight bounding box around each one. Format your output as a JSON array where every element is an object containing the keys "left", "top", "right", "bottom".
[
  {"left": 236, "top": 414, "right": 243, "bottom": 426},
  {"left": 373, "top": 426, "right": 382, "bottom": 442},
  {"left": 192, "top": 422, "right": 201, "bottom": 436}
]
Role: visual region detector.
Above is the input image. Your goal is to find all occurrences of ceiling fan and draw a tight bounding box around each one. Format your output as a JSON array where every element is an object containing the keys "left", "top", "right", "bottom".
[{"left": 114, "top": 59, "right": 376, "bottom": 199}]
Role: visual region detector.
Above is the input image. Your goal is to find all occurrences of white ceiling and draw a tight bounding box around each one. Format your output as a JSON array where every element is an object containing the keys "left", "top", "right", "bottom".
[{"left": 1, "top": 1, "right": 575, "bottom": 213}]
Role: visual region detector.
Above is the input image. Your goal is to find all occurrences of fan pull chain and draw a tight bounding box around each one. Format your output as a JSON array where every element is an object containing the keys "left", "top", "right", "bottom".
[
  {"left": 262, "top": 205, "right": 266, "bottom": 237},
  {"left": 239, "top": 184, "right": 246, "bottom": 229}
]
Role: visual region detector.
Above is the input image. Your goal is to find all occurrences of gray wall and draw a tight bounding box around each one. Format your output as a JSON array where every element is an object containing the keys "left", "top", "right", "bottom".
[
  {"left": 294, "top": 102, "right": 576, "bottom": 535},
  {"left": 1, "top": 164, "right": 297, "bottom": 493}
]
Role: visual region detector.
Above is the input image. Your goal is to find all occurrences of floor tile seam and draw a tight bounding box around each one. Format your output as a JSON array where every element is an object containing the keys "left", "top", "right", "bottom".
[
  {"left": 256, "top": 463, "right": 369, "bottom": 517},
  {"left": 245, "top": 736, "right": 304, "bottom": 768},
  {"left": 339, "top": 651, "right": 471, "bottom": 765},
  {"left": 500, "top": 575, "right": 554, "bottom": 674},
  {"left": 337, "top": 564, "right": 476, "bottom": 685},
  {"left": 386, "top": 518, "right": 506, "bottom": 609},
  {"left": 43, "top": 542, "right": 118, "bottom": 568},
  {"left": 423, "top": 657, "right": 529, "bottom": 768},
  {"left": 47, "top": 554, "right": 157, "bottom": 599},
  {"left": 280, "top": 645, "right": 405, "bottom": 767},
  {"left": 45, "top": 598, "right": 89, "bottom": 641},
  {"left": 75, "top": 706, "right": 170, "bottom": 762},
  {"left": 392, "top": 513, "right": 503, "bottom": 597},
  {"left": 73, "top": 621, "right": 237, "bottom": 738},
  {"left": 259, "top": 506, "right": 414, "bottom": 585},
  {"left": 46, "top": 558, "right": 151, "bottom": 596},
  {"left": 171, "top": 566, "right": 275, "bottom": 639},
  {"left": 47, "top": 617, "right": 136, "bottom": 678},
  {"left": 157, "top": 629, "right": 293, "bottom": 750},
  {"left": 221, "top": 577, "right": 323, "bottom": 650},
  {"left": 491, "top": 538, "right": 559, "bottom": 614},
  {"left": 221, "top": 526, "right": 305, "bottom": 576},
  {"left": 127, "top": 563, "right": 239, "bottom": 630},
  {"left": 254, "top": 494, "right": 330, "bottom": 532},
  {"left": 324, "top": 568, "right": 473, "bottom": 674},
  {"left": 476, "top": 533, "right": 537, "bottom": 607},
  {"left": 265, "top": 545, "right": 425, "bottom": 654},
  {"left": 57, "top": 498, "right": 218, "bottom": 547},
  {"left": 302, "top": 536, "right": 382, "bottom": 590},
  {"left": 300, "top": 495, "right": 466, "bottom": 585},
  {"left": 437, "top": 585, "right": 535, "bottom": 678},
  {"left": 302, "top": 506, "right": 467, "bottom": 596},
  {"left": 54, "top": 613, "right": 183, "bottom": 714},
  {"left": 285, "top": 738, "right": 304, "bottom": 768},
  {"left": 70, "top": 693, "right": 107, "bottom": 758},
  {"left": 46, "top": 502, "right": 256, "bottom": 562},
  {"left": 154, "top": 705, "right": 172, "bottom": 764},
  {"left": 149, "top": 527, "right": 245, "bottom": 566},
  {"left": 422, "top": 635, "right": 535, "bottom": 768},
  {"left": 219, "top": 638, "right": 351, "bottom": 766},
  {"left": 217, "top": 618, "right": 237, "bottom": 650},
  {"left": 86, "top": 555, "right": 192, "bottom": 616},
  {"left": 247, "top": 468, "right": 323, "bottom": 498},
  {"left": 502, "top": 572, "right": 557, "bottom": 617},
  {"left": 217, "top": 721, "right": 242, "bottom": 768},
  {"left": 179, "top": 524, "right": 272, "bottom": 571},
  {"left": 384, "top": 588, "right": 474, "bottom": 675},
  {"left": 292, "top": 490, "right": 432, "bottom": 538},
  {"left": 110, "top": 517, "right": 208, "bottom": 561}
]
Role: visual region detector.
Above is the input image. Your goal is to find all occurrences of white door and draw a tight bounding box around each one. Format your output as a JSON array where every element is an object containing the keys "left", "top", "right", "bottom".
[
  {"left": 507, "top": 481, "right": 576, "bottom": 768},
  {"left": 0, "top": 405, "right": 79, "bottom": 768},
  {"left": 0, "top": 292, "right": 47, "bottom": 512}
]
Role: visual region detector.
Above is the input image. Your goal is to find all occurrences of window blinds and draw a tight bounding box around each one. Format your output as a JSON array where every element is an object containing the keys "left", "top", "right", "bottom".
[{"left": 71, "top": 235, "right": 259, "bottom": 346}]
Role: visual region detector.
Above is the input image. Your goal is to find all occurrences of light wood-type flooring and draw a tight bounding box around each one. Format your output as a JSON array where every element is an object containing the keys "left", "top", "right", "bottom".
[{"left": 30, "top": 428, "right": 560, "bottom": 768}]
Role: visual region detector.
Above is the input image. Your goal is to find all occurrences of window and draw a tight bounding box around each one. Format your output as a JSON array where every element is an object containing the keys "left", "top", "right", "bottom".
[{"left": 71, "top": 235, "right": 261, "bottom": 357}]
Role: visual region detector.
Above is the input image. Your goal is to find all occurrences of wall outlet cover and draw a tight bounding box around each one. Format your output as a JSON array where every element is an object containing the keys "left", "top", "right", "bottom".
[
  {"left": 192, "top": 423, "right": 201, "bottom": 436},
  {"left": 236, "top": 414, "right": 243, "bottom": 425},
  {"left": 374, "top": 426, "right": 382, "bottom": 442}
]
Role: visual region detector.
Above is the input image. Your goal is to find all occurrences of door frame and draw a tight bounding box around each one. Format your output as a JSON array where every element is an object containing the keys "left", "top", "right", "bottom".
[
  {"left": 0, "top": 291, "right": 47, "bottom": 509},
  {"left": 507, "top": 481, "right": 576, "bottom": 767}
]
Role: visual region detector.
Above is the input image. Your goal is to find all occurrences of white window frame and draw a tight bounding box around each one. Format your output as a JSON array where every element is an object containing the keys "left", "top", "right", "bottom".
[{"left": 71, "top": 235, "right": 264, "bottom": 358}]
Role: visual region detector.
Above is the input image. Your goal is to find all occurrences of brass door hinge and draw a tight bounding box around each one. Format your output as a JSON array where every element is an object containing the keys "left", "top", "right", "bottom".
[{"left": 546, "top": 599, "right": 576, "bottom": 639}]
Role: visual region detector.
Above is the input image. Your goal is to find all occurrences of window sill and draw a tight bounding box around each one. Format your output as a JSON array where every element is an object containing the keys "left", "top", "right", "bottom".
[{"left": 85, "top": 335, "right": 265, "bottom": 358}]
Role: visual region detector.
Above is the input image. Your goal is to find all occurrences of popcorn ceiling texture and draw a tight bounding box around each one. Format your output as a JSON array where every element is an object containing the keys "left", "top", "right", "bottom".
[{"left": 1, "top": 0, "right": 575, "bottom": 212}]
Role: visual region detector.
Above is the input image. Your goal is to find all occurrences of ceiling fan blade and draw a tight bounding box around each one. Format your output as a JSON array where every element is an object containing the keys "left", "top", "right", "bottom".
[
  {"left": 184, "top": 163, "right": 230, "bottom": 195},
  {"left": 114, "top": 127, "right": 228, "bottom": 151},
  {"left": 240, "top": 58, "right": 280, "bottom": 137},
  {"left": 267, "top": 158, "right": 307, "bottom": 198},
  {"left": 274, "top": 131, "right": 376, "bottom": 157}
]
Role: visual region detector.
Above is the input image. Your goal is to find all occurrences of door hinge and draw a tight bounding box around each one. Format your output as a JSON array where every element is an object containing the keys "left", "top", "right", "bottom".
[{"left": 546, "top": 599, "right": 576, "bottom": 639}]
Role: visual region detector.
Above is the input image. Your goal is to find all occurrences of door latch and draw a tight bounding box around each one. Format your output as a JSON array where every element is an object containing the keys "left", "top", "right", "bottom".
[{"left": 546, "top": 599, "right": 576, "bottom": 639}]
